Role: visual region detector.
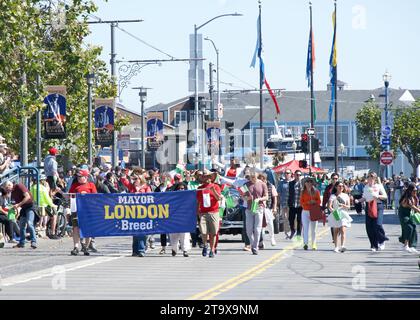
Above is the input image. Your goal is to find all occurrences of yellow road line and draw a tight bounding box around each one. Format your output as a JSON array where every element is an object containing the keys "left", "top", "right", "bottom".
[{"left": 186, "top": 228, "right": 330, "bottom": 300}]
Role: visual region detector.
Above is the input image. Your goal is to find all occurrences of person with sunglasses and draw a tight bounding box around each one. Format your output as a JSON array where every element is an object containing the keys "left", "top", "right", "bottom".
[
  {"left": 300, "top": 178, "right": 321, "bottom": 250},
  {"left": 355, "top": 172, "right": 388, "bottom": 252},
  {"left": 327, "top": 181, "right": 352, "bottom": 253}
]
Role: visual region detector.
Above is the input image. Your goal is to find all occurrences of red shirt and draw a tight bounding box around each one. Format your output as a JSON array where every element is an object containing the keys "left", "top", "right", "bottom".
[
  {"left": 69, "top": 182, "right": 97, "bottom": 194},
  {"left": 120, "top": 177, "right": 131, "bottom": 189},
  {"left": 129, "top": 184, "right": 151, "bottom": 194},
  {"left": 226, "top": 167, "right": 237, "bottom": 178},
  {"left": 197, "top": 183, "right": 221, "bottom": 214}
]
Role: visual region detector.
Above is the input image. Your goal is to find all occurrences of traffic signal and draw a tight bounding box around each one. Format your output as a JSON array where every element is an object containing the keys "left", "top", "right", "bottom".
[
  {"left": 301, "top": 134, "right": 309, "bottom": 154},
  {"left": 225, "top": 121, "right": 234, "bottom": 132},
  {"left": 312, "top": 137, "right": 320, "bottom": 153},
  {"left": 299, "top": 160, "right": 308, "bottom": 169},
  {"left": 229, "top": 135, "right": 235, "bottom": 153}
]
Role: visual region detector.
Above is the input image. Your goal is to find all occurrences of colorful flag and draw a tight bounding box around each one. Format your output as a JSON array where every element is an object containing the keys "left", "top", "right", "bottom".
[
  {"left": 238, "top": 184, "right": 249, "bottom": 196},
  {"left": 328, "top": 4, "right": 337, "bottom": 123},
  {"left": 264, "top": 79, "right": 280, "bottom": 115},
  {"left": 250, "top": 6, "right": 280, "bottom": 115},
  {"left": 306, "top": 26, "right": 315, "bottom": 88}
]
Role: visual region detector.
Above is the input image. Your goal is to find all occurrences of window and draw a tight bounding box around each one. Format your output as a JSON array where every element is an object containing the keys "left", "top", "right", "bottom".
[
  {"left": 174, "top": 111, "right": 187, "bottom": 126},
  {"left": 327, "top": 125, "right": 349, "bottom": 147}
]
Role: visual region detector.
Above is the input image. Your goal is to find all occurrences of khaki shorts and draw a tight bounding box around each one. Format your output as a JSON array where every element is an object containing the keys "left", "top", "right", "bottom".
[{"left": 199, "top": 212, "right": 220, "bottom": 235}]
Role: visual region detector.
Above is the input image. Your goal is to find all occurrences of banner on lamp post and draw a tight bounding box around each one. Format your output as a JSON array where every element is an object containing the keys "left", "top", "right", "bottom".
[
  {"left": 94, "top": 99, "right": 115, "bottom": 147},
  {"left": 146, "top": 112, "right": 164, "bottom": 150},
  {"left": 43, "top": 86, "right": 67, "bottom": 139}
]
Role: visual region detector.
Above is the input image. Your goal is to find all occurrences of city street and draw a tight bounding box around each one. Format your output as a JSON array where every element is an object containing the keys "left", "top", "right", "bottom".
[{"left": 0, "top": 211, "right": 418, "bottom": 300}]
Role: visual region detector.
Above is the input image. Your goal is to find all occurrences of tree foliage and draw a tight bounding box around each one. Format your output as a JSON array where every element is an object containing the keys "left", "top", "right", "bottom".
[
  {"left": 356, "top": 98, "right": 420, "bottom": 175},
  {"left": 392, "top": 101, "right": 420, "bottom": 175},
  {"left": 0, "top": 0, "right": 128, "bottom": 165},
  {"left": 355, "top": 100, "right": 382, "bottom": 160}
]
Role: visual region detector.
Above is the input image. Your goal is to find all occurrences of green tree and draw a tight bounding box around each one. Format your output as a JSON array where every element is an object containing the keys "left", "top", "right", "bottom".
[
  {"left": 0, "top": 0, "right": 129, "bottom": 166},
  {"left": 392, "top": 102, "right": 420, "bottom": 176},
  {"left": 356, "top": 98, "right": 420, "bottom": 176},
  {"left": 355, "top": 99, "right": 382, "bottom": 160}
]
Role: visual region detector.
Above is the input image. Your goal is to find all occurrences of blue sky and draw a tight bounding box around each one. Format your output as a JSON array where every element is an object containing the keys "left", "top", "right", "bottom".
[{"left": 85, "top": 0, "right": 420, "bottom": 112}]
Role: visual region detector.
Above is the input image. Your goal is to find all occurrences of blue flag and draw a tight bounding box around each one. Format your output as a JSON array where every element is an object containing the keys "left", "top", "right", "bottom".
[
  {"left": 328, "top": 6, "right": 337, "bottom": 123},
  {"left": 250, "top": 13, "right": 265, "bottom": 87}
]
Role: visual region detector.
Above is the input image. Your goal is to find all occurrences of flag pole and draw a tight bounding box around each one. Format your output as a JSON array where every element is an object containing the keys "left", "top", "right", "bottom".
[
  {"left": 333, "top": 0, "right": 338, "bottom": 174},
  {"left": 258, "top": 0, "right": 264, "bottom": 169},
  {"left": 309, "top": 2, "right": 315, "bottom": 168}
]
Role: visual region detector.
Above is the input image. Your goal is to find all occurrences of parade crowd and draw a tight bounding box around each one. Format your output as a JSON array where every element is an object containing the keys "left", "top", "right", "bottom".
[{"left": 0, "top": 147, "right": 419, "bottom": 258}]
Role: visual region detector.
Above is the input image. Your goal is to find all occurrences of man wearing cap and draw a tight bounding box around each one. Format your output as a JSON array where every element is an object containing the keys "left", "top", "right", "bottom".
[
  {"left": 68, "top": 168, "right": 97, "bottom": 256},
  {"left": 44, "top": 148, "right": 59, "bottom": 190},
  {"left": 196, "top": 172, "right": 222, "bottom": 258}
]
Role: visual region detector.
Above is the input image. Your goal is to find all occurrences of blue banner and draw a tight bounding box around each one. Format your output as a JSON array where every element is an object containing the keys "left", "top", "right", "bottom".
[
  {"left": 43, "top": 91, "right": 67, "bottom": 139},
  {"left": 94, "top": 104, "right": 115, "bottom": 147},
  {"left": 77, "top": 191, "right": 197, "bottom": 237}
]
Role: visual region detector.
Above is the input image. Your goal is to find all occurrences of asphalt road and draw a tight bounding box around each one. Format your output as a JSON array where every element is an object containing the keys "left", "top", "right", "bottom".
[{"left": 0, "top": 211, "right": 418, "bottom": 300}]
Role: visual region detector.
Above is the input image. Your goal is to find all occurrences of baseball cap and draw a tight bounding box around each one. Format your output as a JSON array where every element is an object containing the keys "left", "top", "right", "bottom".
[
  {"left": 76, "top": 169, "right": 89, "bottom": 177},
  {"left": 39, "top": 174, "right": 47, "bottom": 180},
  {"left": 49, "top": 147, "right": 58, "bottom": 155}
]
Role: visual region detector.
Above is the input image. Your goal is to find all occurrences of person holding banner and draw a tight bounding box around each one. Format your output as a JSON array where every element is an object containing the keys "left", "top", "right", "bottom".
[
  {"left": 129, "top": 174, "right": 152, "bottom": 257},
  {"left": 169, "top": 182, "right": 191, "bottom": 257},
  {"left": 69, "top": 169, "right": 97, "bottom": 256},
  {"left": 197, "top": 172, "right": 222, "bottom": 258},
  {"left": 327, "top": 181, "right": 352, "bottom": 253}
]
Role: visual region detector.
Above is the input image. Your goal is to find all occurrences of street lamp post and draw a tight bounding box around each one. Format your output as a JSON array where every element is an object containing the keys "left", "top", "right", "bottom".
[
  {"left": 86, "top": 73, "right": 95, "bottom": 167},
  {"left": 339, "top": 142, "right": 345, "bottom": 178},
  {"left": 204, "top": 37, "right": 220, "bottom": 121},
  {"left": 383, "top": 70, "right": 392, "bottom": 179},
  {"left": 133, "top": 87, "right": 149, "bottom": 168},
  {"left": 194, "top": 13, "right": 242, "bottom": 169},
  {"left": 292, "top": 141, "right": 297, "bottom": 160}
]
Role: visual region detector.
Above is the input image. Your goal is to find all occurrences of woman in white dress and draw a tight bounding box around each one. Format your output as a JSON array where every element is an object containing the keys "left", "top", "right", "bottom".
[{"left": 327, "top": 181, "right": 352, "bottom": 253}]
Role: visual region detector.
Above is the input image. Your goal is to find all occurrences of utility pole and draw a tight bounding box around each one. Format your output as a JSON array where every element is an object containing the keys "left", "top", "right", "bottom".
[
  {"left": 36, "top": 74, "right": 42, "bottom": 168},
  {"left": 87, "top": 19, "right": 143, "bottom": 169},
  {"left": 209, "top": 62, "right": 214, "bottom": 121}
]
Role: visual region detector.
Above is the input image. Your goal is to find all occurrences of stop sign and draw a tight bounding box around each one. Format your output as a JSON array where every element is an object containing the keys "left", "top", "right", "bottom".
[{"left": 380, "top": 151, "right": 394, "bottom": 166}]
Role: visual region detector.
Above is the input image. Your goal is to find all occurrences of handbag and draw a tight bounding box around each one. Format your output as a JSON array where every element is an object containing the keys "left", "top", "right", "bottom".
[
  {"left": 367, "top": 200, "right": 378, "bottom": 219},
  {"left": 410, "top": 211, "right": 420, "bottom": 225},
  {"left": 309, "top": 204, "right": 324, "bottom": 222}
]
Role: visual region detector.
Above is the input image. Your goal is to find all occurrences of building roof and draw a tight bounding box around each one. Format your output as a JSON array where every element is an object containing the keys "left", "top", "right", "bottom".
[{"left": 145, "top": 89, "right": 420, "bottom": 126}]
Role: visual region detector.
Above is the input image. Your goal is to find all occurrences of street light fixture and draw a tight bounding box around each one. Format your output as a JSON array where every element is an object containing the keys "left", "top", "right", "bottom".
[
  {"left": 194, "top": 13, "right": 242, "bottom": 169},
  {"left": 383, "top": 70, "right": 392, "bottom": 179},
  {"left": 204, "top": 36, "right": 220, "bottom": 121},
  {"left": 86, "top": 72, "right": 95, "bottom": 167},
  {"left": 133, "top": 86, "right": 149, "bottom": 168}
]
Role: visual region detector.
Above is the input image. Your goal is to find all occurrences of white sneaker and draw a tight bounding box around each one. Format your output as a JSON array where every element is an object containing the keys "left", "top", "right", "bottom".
[
  {"left": 334, "top": 247, "right": 340, "bottom": 253},
  {"left": 378, "top": 243, "right": 385, "bottom": 251},
  {"left": 271, "top": 237, "right": 276, "bottom": 246},
  {"left": 409, "top": 248, "right": 419, "bottom": 254},
  {"left": 404, "top": 245, "right": 411, "bottom": 252},
  {"left": 371, "top": 248, "right": 377, "bottom": 252}
]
